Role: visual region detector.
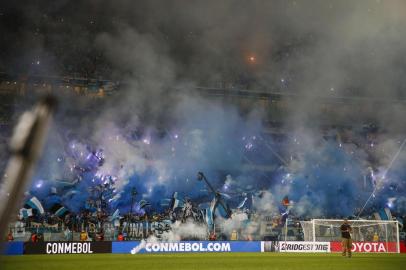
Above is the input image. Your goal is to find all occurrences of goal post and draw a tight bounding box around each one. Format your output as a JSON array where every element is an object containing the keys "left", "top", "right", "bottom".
[{"left": 300, "top": 219, "right": 400, "bottom": 253}]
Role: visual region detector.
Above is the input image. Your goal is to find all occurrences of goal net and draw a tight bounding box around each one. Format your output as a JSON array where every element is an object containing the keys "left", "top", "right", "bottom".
[{"left": 300, "top": 219, "right": 400, "bottom": 253}]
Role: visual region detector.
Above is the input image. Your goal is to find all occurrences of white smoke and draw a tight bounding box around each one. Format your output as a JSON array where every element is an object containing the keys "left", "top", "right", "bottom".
[
  {"left": 160, "top": 221, "right": 208, "bottom": 241},
  {"left": 130, "top": 239, "right": 146, "bottom": 254},
  {"left": 253, "top": 191, "right": 278, "bottom": 214}
]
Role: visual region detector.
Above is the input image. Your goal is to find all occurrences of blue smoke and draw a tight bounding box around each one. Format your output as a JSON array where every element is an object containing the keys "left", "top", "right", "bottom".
[{"left": 25, "top": 96, "right": 406, "bottom": 219}]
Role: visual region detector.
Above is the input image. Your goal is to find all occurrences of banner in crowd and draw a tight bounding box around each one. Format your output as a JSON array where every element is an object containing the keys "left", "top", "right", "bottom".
[
  {"left": 277, "top": 241, "right": 330, "bottom": 253},
  {"left": 101, "top": 221, "right": 171, "bottom": 239},
  {"left": 112, "top": 241, "right": 262, "bottom": 254},
  {"left": 24, "top": 241, "right": 112, "bottom": 255},
  {"left": 330, "top": 241, "right": 398, "bottom": 253}
]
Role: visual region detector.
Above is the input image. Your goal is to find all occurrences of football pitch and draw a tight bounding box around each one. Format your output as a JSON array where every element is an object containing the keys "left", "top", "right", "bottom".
[{"left": 1, "top": 253, "right": 406, "bottom": 270}]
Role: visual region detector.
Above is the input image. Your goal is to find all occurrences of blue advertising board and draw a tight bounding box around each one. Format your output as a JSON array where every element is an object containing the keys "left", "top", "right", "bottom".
[
  {"left": 112, "top": 241, "right": 262, "bottom": 254},
  {"left": 3, "top": 242, "right": 24, "bottom": 255}
]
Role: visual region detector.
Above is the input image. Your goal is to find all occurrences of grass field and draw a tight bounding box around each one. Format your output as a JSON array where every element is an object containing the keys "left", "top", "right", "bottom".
[{"left": 1, "top": 253, "right": 405, "bottom": 270}]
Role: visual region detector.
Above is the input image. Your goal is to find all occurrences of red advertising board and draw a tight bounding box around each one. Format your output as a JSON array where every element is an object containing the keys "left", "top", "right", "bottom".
[
  {"left": 400, "top": 242, "right": 406, "bottom": 253},
  {"left": 330, "top": 242, "right": 398, "bottom": 253}
]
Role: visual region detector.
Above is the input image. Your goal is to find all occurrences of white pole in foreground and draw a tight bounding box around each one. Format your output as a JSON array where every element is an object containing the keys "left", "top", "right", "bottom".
[
  {"left": 385, "top": 223, "right": 388, "bottom": 253},
  {"left": 0, "top": 96, "right": 56, "bottom": 250},
  {"left": 312, "top": 219, "right": 316, "bottom": 242},
  {"left": 396, "top": 221, "right": 400, "bottom": 253}
]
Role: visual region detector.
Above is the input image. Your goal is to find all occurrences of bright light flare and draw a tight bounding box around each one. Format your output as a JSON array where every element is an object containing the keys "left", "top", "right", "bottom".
[
  {"left": 387, "top": 202, "right": 393, "bottom": 208},
  {"left": 142, "top": 138, "right": 151, "bottom": 145}
]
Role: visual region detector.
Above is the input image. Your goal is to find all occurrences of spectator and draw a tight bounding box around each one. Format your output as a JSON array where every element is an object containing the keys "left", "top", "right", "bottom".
[
  {"left": 230, "top": 230, "right": 238, "bottom": 240},
  {"left": 7, "top": 231, "right": 14, "bottom": 241},
  {"left": 117, "top": 232, "right": 124, "bottom": 241},
  {"left": 80, "top": 230, "right": 88, "bottom": 241},
  {"left": 37, "top": 233, "right": 44, "bottom": 242},
  {"left": 30, "top": 232, "right": 38, "bottom": 242},
  {"left": 95, "top": 230, "right": 104, "bottom": 241},
  {"left": 64, "top": 227, "right": 72, "bottom": 241},
  {"left": 209, "top": 232, "right": 216, "bottom": 241},
  {"left": 373, "top": 232, "right": 379, "bottom": 242}
]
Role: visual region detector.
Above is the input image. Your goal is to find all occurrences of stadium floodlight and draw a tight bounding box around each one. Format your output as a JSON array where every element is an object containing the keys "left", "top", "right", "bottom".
[{"left": 300, "top": 219, "right": 400, "bottom": 253}]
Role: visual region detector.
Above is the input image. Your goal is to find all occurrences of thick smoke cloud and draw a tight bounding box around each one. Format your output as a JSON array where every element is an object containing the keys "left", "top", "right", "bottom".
[{"left": 1, "top": 1, "right": 406, "bottom": 218}]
